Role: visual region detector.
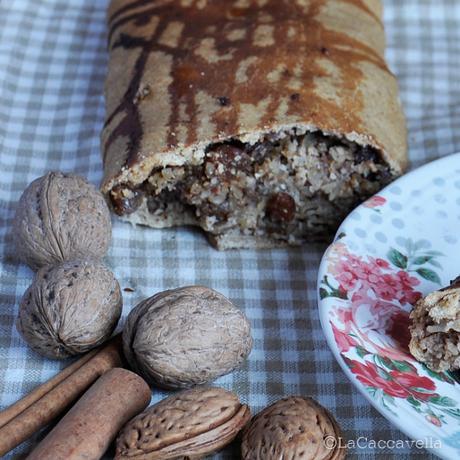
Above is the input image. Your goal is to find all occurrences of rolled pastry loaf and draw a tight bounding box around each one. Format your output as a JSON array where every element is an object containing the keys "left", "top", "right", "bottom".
[{"left": 101, "top": 0, "right": 407, "bottom": 249}]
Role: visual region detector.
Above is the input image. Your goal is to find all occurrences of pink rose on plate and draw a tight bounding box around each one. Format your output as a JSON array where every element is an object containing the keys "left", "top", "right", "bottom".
[
  {"left": 335, "top": 307, "right": 353, "bottom": 325},
  {"left": 395, "top": 271, "right": 422, "bottom": 304},
  {"left": 331, "top": 253, "right": 390, "bottom": 293},
  {"left": 425, "top": 415, "right": 442, "bottom": 427},
  {"left": 335, "top": 269, "right": 358, "bottom": 291},
  {"left": 369, "top": 257, "right": 390, "bottom": 270},
  {"left": 363, "top": 195, "right": 386, "bottom": 208},
  {"left": 347, "top": 359, "right": 409, "bottom": 398},
  {"left": 331, "top": 322, "right": 357, "bottom": 353},
  {"left": 347, "top": 358, "right": 438, "bottom": 401},
  {"left": 389, "top": 370, "right": 437, "bottom": 401}
]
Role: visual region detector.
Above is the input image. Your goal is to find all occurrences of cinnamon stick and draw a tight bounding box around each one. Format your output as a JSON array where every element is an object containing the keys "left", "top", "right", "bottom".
[
  {"left": 26, "top": 368, "right": 151, "bottom": 460},
  {"left": 0, "top": 337, "right": 123, "bottom": 457},
  {"left": 0, "top": 347, "right": 99, "bottom": 430}
]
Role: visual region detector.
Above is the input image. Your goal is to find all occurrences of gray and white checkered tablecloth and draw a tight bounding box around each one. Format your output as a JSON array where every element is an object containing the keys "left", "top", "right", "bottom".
[{"left": 0, "top": 1, "right": 459, "bottom": 458}]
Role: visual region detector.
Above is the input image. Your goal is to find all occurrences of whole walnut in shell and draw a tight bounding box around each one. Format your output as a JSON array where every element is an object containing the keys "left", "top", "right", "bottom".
[
  {"left": 241, "top": 396, "right": 346, "bottom": 460},
  {"left": 17, "top": 259, "right": 122, "bottom": 359},
  {"left": 13, "top": 171, "right": 111, "bottom": 270},
  {"left": 123, "top": 286, "right": 253, "bottom": 389}
]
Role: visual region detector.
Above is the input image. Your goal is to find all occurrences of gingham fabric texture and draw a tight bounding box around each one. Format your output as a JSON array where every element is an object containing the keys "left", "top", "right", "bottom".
[{"left": 0, "top": 0, "right": 459, "bottom": 458}]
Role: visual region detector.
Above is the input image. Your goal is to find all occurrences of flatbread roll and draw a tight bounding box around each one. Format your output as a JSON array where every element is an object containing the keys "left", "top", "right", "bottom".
[{"left": 101, "top": 0, "right": 407, "bottom": 249}]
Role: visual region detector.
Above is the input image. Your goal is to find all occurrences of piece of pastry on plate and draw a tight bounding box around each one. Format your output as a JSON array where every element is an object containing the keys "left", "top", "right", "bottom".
[
  {"left": 101, "top": 0, "right": 407, "bottom": 249},
  {"left": 410, "top": 277, "right": 460, "bottom": 372}
]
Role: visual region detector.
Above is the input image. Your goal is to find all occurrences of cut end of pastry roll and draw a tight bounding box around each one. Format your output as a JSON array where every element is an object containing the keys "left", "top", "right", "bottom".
[
  {"left": 409, "top": 277, "right": 460, "bottom": 372},
  {"left": 101, "top": 0, "right": 408, "bottom": 249},
  {"left": 104, "top": 127, "right": 397, "bottom": 249}
]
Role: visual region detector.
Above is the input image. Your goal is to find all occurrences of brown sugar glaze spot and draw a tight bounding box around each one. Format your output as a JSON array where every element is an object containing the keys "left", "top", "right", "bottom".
[{"left": 103, "top": 0, "right": 390, "bottom": 170}]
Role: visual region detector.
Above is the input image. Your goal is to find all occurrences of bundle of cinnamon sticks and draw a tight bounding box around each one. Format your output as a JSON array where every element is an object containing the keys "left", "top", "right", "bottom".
[{"left": 0, "top": 336, "right": 124, "bottom": 457}]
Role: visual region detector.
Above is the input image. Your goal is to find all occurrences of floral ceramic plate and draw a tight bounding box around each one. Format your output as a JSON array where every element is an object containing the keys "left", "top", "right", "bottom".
[{"left": 318, "top": 153, "right": 460, "bottom": 459}]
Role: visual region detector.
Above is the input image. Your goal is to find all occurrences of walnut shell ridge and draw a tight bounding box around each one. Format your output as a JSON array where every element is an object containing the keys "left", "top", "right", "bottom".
[
  {"left": 241, "top": 396, "right": 346, "bottom": 460},
  {"left": 122, "top": 286, "right": 253, "bottom": 389},
  {"left": 13, "top": 171, "right": 111, "bottom": 270},
  {"left": 17, "top": 259, "right": 122, "bottom": 359},
  {"left": 115, "top": 386, "right": 251, "bottom": 459}
]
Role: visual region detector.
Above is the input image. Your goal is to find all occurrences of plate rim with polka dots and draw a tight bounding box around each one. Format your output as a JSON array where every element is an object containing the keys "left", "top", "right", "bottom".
[{"left": 318, "top": 153, "right": 460, "bottom": 460}]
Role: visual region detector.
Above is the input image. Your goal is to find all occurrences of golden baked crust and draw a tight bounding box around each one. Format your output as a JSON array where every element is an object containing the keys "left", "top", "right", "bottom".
[
  {"left": 101, "top": 0, "right": 407, "bottom": 192},
  {"left": 101, "top": 0, "right": 407, "bottom": 248}
]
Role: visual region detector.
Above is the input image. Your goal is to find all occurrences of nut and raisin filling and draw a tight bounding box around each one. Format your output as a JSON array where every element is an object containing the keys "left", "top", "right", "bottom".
[{"left": 110, "top": 131, "right": 392, "bottom": 242}]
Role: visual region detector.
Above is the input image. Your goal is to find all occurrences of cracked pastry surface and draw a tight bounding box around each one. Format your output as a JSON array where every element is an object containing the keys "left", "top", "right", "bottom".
[
  {"left": 101, "top": 0, "right": 407, "bottom": 248},
  {"left": 409, "top": 277, "right": 460, "bottom": 372}
]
